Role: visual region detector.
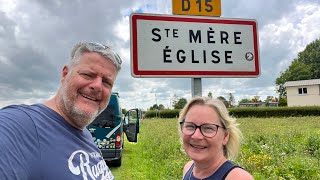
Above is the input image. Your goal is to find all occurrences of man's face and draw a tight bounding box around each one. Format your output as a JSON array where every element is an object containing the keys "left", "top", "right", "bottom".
[{"left": 59, "top": 52, "right": 117, "bottom": 129}]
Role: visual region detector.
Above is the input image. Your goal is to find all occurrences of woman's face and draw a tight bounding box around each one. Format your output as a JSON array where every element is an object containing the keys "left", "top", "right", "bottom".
[{"left": 182, "top": 105, "right": 229, "bottom": 163}]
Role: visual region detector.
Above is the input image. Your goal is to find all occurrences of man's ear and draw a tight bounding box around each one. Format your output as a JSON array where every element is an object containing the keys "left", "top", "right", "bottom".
[
  {"left": 62, "top": 65, "right": 69, "bottom": 78},
  {"left": 61, "top": 65, "right": 70, "bottom": 83}
]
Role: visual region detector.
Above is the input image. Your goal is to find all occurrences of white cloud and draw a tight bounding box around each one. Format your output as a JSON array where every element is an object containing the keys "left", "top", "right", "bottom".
[
  {"left": 114, "top": 16, "right": 130, "bottom": 42},
  {"left": 260, "top": 3, "right": 320, "bottom": 72},
  {"left": 0, "top": 0, "right": 320, "bottom": 111},
  {"left": 0, "top": 0, "right": 17, "bottom": 14}
]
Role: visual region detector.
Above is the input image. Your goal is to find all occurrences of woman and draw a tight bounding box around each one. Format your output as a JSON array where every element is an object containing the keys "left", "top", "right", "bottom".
[{"left": 178, "top": 97, "right": 253, "bottom": 180}]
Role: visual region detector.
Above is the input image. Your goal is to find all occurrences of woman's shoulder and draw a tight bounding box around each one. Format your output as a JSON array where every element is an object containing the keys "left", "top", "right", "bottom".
[
  {"left": 226, "top": 167, "right": 254, "bottom": 180},
  {"left": 182, "top": 161, "right": 193, "bottom": 176}
]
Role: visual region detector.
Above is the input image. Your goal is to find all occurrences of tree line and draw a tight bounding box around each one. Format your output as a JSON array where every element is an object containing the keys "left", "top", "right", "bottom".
[{"left": 276, "top": 38, "right": 320, "bottom": 98}]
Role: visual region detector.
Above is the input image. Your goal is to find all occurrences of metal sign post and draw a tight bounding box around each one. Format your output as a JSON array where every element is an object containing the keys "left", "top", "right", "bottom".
[
  {"left": 172, "top": 0, "right": 222, "bottom": 98},
  {"left": 192, "top": 78, "right": 202, "bottom": 97}
]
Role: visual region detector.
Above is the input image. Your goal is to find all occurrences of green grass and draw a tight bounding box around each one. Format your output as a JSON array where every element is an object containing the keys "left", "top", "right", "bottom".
[
  {"left": 111, "top": 119, "right": 188, "bottom": 179},
  {"left": 237, "top": 117, "right": 320, "bottom": 179},
  {"left": 111, "top": 117, "right": 320, "bottom": 180}
]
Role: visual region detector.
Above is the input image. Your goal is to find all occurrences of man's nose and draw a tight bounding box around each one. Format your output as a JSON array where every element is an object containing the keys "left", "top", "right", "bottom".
[{"left": 89, "top": 77, "right": 103, "bottom": 92}]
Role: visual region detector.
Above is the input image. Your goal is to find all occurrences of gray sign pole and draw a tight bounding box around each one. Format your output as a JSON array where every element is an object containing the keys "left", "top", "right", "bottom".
[{"left": 191, "top": 78, "right": 202, "bottom": 97}]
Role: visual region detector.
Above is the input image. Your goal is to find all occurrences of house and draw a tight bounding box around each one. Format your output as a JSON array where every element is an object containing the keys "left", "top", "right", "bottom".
[{"left": 284, "top": 79, "right": 320, "bottom": 106}]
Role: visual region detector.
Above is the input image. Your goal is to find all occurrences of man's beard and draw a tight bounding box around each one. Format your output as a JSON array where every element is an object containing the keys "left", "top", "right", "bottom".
[{"left": 59, "top": 85, "right": 106, "bottom": 129}]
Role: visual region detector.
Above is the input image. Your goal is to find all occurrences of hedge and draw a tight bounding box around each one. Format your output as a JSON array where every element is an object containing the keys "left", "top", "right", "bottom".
[
  {"left": 144, "top": 106, "right": 320, "bottom": 119},
  {"left": 144, "top": 109, "right": 180, "bottom": 118},
  {"left": 229, "top": 106, "right": 320, "bottom": 118}
]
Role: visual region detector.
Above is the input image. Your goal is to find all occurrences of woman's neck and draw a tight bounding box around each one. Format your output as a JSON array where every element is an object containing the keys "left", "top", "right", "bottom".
[{"left": 192, "top": 157, "right": 227, "bottom": 179}]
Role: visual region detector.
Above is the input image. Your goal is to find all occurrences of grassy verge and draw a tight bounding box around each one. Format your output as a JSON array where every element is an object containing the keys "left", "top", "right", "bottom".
[
  {"left": 111, "top": 119, "right": 188, "bottom": 179},
  {"left": 111, "top": 117, "right": 320, "bottom": 180},
  {"left": 237, "top": 117, "right": 320, "bottom": 179}
]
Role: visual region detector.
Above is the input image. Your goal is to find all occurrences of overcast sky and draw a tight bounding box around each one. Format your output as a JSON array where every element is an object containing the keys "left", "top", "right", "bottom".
[{"left": 1, "top": 0, "right": 320, "bottom": 110}]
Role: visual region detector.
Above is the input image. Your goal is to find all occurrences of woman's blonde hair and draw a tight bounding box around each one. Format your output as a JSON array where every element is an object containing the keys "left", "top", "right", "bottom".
[{"left": 178, "top": 97, "right": 242, "bottom": 159}]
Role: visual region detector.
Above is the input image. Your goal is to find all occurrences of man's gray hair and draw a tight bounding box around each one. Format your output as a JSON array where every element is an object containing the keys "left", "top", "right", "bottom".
[{"left": 69, "top": 42, "right": 122, "bottom": 72}]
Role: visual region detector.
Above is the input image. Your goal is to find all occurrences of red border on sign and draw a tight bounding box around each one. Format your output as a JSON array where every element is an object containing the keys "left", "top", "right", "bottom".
[{"left": 131, "top": 14, "right": 260, "bottom": 77}]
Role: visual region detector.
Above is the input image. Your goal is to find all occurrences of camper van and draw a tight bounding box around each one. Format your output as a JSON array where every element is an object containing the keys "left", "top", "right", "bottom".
[{"left": 87, "top": 93, "right": 140, "bottom": 166}]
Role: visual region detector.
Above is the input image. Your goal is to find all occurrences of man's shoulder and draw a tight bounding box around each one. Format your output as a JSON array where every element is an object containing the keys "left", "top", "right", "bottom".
[
  {"left": 0, "top": 104, "right": 41, "bottom": 179},
  {"left": 1, "top": 103, "right": 47, "bottom": 116},
  {"left": 1, "top": 104, "right": 42, "bottom": 113},
  {"left": 0, "top": 104, "right": 44, "bottom": 129},
  {"left": 1, "top": 104, "right": 31, "bottom": 118}
]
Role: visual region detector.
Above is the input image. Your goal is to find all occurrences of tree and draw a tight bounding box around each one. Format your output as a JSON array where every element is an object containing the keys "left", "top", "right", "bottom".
[
  {"left": 278, "top": 97, "right": 287, "bottom": 106},
  {"left": 264, "top": 96, "right": 273, "bottom": 106},
  {"left": 276, "top": 60, "right": 312, "bottom": 97},
  {"left": 228, "top": 93, "right": 235, "bottom": 107},
  {"left": 264, "top": 96, "right": 273, "bottom": 103},
  {"left": 171, "top": 93, "right": 179, "bottom": 109},
  {"left": 173, "top": 98, "right": 187, "bottom": 109},
  {"left": 252, "top": 96, "right": 261, "bottom": 103},
  {"left": 275, "top": 38, "right": 320, "bottom": 98},
  {"left": 208, "top": 92, "right": 213, "bottom": 99},
  {"left": 158, "top": 104, "right": 165, "bottom": 110},
  {"left": 239, "top": 98, "right": 251, "bottom": 103},
  {"left": 149, "top": 104, "right": 159, "bottom": 110},
  {"left": 121, "top": 108, "right": 127, "bottom": 115},
  {"left": 264, "top": 96, "right": 274, "bottom": 107},
  {"left": 217, "top": 96, "right": 229, "bottom": 107},
  {"left": 297, "top": 38, "right": 320, "bottom": 78}
]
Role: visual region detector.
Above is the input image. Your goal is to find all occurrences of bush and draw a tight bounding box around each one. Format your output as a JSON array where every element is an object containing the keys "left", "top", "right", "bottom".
[
  {"left": 144, "top": 106, "right": 320, "bottom": 118},
  {"left": 144, "top": 109, "right": 180, "bottom": 118},
  {"left": 306, "top": 135, "right": 320, "bottom": 157},
  {"left": 229, "top": 106, "right": 320, "bottom": 118},
  {"left": 278, "top": 98, "right": 287, "bottom": 106}
]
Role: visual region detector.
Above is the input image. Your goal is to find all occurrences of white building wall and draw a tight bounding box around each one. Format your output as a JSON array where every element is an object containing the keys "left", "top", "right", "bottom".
[{"left": 286, "top": 85, "right": 320, "bottom": 106}]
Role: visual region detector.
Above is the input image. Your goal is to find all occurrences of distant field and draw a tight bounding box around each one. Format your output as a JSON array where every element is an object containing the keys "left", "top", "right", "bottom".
[{"left": 111, "top": 117, "right": 320, "bottom": 180}]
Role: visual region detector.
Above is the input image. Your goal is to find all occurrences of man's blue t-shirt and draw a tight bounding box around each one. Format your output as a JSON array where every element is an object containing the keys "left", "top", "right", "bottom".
[{"left": 0, "top": 104, "right": 114, "bottom": 180}]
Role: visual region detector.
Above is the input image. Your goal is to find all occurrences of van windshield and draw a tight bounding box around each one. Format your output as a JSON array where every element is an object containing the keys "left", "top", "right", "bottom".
[{"left": 90, "top": 105, "right": 115, "bottom": 128}]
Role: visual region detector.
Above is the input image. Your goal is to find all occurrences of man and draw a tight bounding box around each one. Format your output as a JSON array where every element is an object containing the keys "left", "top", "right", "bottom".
[{"left": 0, "top": 42, "right": 122, "bottom": 180}]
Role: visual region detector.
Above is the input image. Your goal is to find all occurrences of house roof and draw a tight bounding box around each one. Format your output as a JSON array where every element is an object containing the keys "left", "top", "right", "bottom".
[{"left": 284, "top": 79, "right": 320, "bottom": 87}]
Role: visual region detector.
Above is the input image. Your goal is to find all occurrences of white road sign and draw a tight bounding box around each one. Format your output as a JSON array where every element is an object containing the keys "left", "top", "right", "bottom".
[{"left": 130, "top": 13, "right": 260, "bottom": 77}]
